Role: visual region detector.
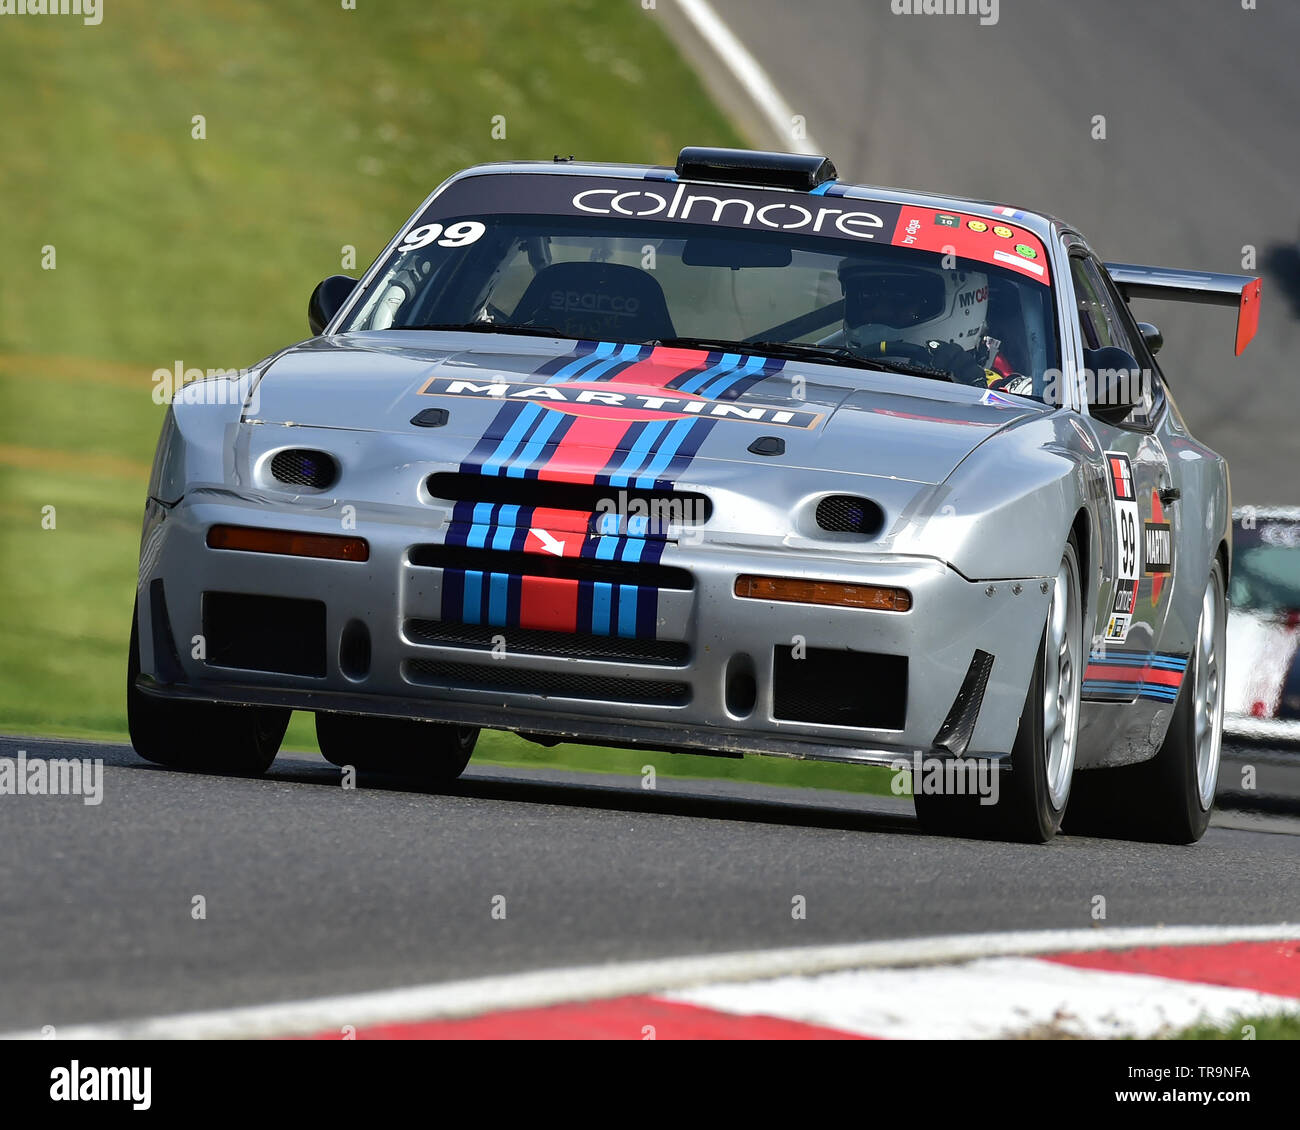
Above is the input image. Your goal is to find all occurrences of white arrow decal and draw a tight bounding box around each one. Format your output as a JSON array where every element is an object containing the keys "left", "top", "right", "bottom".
[{"left": 530, "top": 528, "right": 566, "bottom": 556}]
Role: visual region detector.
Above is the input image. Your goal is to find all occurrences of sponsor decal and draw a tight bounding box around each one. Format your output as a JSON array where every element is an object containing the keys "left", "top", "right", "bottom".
[
  {"left": 1145, "top": 491, "right": 1172, "bottom": 606},
  {"left": 980, "top": 388, "right": 1019, "bottom": 408},
  {"left": 438, "top": 343, "right": 785, "bottom": 641},
  {"left": 1105, "top": 451, "right": 1140, "bottom": 639},
  {"left": 1105, "top": 613, "right": 1132, "bottom": 643},
  {"left": 889, "top": 205, "right": 1051, "bottom": 285},
  {"left": 387, "top": 175, "right": 1049, "bottom": 287},
  {"left": 547, "top": 290, "right": 640, "bottom": 319},
  {"left": 992, "top": 247, "right": 1046, "bottom": 277},
  {"left": 571, "top": 184, "right": 894, "bottom": 241},
  {"left": 419, "top": 377, "right": 819, "bottom": 429},
  {"left": 1107, "top": 451, "right": 1136, "bottom": 502}
]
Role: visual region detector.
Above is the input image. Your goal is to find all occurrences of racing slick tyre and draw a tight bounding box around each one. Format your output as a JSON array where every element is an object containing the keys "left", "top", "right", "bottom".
[
  {"left": 915, "top": 537, "right": 1083, "bottom": 843},
  {"left": 315, "top": 711, "right": 479, "bottom": 785},
  {"left": 1066, "top": 558, "right": 1226, "bottom": 844},
  {"left": 127, "top": 605, "right": 289, "bottom": 775}
]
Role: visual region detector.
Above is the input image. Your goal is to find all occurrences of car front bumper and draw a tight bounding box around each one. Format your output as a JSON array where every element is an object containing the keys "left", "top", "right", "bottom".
[{"left": 136, "top": 491, "right": 1052, "bottom": 767}]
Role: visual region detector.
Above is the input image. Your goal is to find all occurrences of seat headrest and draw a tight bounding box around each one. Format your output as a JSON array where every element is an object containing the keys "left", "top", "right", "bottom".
[{"left": 510, "top": 261, "right": 676, "bottom": 343}]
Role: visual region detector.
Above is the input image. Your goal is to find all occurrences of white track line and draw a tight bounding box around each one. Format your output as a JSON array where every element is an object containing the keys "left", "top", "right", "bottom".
[
  {"left": 666, "top": 958, "right": 1300, "bottom": 1040},
  {"left": 6, "top": 924, "right": 1297, "bottom": 1040},
  {"left": 672, "top": 0, "right": 823, "bottom": 155}
]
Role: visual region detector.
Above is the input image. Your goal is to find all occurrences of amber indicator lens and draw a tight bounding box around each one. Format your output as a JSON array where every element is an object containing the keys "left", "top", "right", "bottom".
[
  {"left": 734, "top": 574, "right": 911, "bottom": 611},
  {"left": 207, "top": 524, "right": 369, "bottom": 562}
]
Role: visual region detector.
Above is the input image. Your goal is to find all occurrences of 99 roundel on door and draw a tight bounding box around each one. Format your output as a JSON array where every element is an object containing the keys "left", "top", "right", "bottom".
[{"left": 1105, "top": 451, "right": 1140, "bottom": 643}]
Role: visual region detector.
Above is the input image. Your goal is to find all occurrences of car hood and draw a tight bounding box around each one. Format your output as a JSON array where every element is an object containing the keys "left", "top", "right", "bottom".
[{"left": 247, "top": 333, "right": 1042, "bottom": 486}]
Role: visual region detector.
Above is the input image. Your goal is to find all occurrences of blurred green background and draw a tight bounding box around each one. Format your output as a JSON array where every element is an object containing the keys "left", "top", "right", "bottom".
[{"left": 0, "top": 0, "right": 893, "bottom": 794}]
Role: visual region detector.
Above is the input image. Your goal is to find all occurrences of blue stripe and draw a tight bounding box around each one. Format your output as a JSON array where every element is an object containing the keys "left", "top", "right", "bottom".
[
  {"left": 698, "top": 352, "right": 769, "bottom": 399},
  {"left": 479, "top": 344, "right": 612, "bottom": 475},
  {"left": 809, "top": 181, "right": 835, "bottom": 195},
  {"left": 504, "top": 407, "right": 569, "bottom": 478},
  {"left": 461, "top": 503, "right": 495, "bottom": 623},
  {"left": 480, "top": 342, "right": 621, "bottom": 476},
  {"left": 1089, "top": 651, "right": 1188, "bottom": 670},
  {"left": 616, "top": 538, "right": 646, "bottom": 638},
  {"left": 590, "top": 537, "right": 620, "bottom": 635},
  {"left": 486, "top": 507, "right": 519, "bottom": 625},
  {"left": 677, "top": 353, "right": 743, "bottom": 394},
  {"left": 633, "top": 417, "right": 700, "bottom": 489},
  {"left": 607, "top": 420, "right": 671, "bottom": 488}
]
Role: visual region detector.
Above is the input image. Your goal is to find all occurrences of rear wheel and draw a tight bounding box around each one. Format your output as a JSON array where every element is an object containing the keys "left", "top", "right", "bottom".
[
  {"left": 1067, "top": 558, "right": 1225, "bottom": 843},
  {"left": 127, "top": 604, "right": 289, "bottom": 775},
  {"left": 315, "top": 711, "right": 479, "bottom": 785},
  {"left": 915, "top": 537, "right": 1082, "bottom": 842}
]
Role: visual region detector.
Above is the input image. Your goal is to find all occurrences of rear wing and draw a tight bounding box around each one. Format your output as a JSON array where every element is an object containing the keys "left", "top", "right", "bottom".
[{"left": 1103, "top": 262, "right": 1262, "bottom": 356}]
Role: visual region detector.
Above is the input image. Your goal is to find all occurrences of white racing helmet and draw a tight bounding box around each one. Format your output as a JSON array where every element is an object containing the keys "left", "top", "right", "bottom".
[{"left": 839, "top": 261, "right": 991, "bottom": 363}]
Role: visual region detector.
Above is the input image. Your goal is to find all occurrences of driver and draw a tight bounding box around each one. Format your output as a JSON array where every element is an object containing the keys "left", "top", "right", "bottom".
[{"left": 838, "top": 260, "right": 1021, "bottom": 389}]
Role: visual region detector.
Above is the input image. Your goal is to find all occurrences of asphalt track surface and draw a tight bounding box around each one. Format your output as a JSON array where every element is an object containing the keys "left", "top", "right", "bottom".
[
  {"left": 0, "top": 735, "right": 1296, "bottom": 1031},
  {"left": 6, "top": 2, "right": 1300, "bottom": 1031},
  {"left": 693, "top": 0, "right": 1300, "bottom": 504}
]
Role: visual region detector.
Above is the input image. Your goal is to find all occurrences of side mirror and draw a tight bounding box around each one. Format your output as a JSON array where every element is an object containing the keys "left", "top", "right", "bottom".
[
  {"left": 308, "top": 275, "right": 358, "bottom": 335},
  {"left": 1084, "top": 346, "right": 1146, "bottom": 426},
  {"left": 1137, "top": 321, "right": 1163, "bottom": 355}
]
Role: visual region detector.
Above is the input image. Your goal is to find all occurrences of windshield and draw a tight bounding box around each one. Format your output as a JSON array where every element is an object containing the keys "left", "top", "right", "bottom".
[
  {"left": 1232, "top": 518, "right": 1300, "bottom": 614},
  {"left": 341, "top": 173, "right": 1060, "bottom": 400}
]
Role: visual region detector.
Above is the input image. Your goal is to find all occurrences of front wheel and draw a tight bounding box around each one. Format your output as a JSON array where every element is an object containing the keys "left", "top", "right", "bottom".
[
  {"left": 315, "top": 711, "right": 479, "bottom": 785},
  {"left": 915, "top": 537, "right": 1083, "bottom": 842},
  {"left": 127, "top": 604, "right": 289, "bottom": 775}
]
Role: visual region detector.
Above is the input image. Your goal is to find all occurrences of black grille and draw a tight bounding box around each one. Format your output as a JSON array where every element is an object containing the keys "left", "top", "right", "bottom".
[
  {"left": 409, "top": 544, "right": 694, "bottom": 589},
  {"left": 270, "top": 449, "right": 339, "bottom": 489},
  {"left": 426, "top": 473, "right": 711, "bottom": 526},
  {"left": 405, "top": 659, "right": 689, "bottom": 704},
  {"left": 203, "top": 592, "right": 327, "bottom": 677},
  {"left": 772, "top": 645, "right": 906, "bottom": 729},
  {"left": 405, "top": 620, "right": 689, "bottom": 665},
  {"left": 815, "top": 495, "right": 883, "bottom": 536}
]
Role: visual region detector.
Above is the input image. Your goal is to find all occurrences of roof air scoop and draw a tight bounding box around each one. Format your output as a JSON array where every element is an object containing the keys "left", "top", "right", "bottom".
[{"left": 675, "top": 147, "right": 837, "bottom": 192}]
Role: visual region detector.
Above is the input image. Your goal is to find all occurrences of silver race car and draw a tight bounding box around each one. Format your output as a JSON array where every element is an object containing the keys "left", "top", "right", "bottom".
[{"left": 129, "top": 147, "right": 1262, "bottom": 842}]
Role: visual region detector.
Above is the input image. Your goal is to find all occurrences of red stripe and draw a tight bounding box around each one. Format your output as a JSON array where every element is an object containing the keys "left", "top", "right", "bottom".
[
  {"left": 518, "top": 507, "right": 588, "bottom": 631},
  {"left": 1084, "top": 663, "right": 1183, "bottom": 687},
  {"left": 537, "top": 347, "right": 706, "bottom": 485},
  {"left": 1045, "top": 941, "right": 1300, "bottom": 999},
  {"left": 303, "top": 995, "right": 871, "bottom": 1040}
]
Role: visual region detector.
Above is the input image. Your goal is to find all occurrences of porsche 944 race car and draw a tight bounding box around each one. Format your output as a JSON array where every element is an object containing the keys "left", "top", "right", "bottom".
[{"left": 128, "top": 147, "right": 1262, "bottom": 842}]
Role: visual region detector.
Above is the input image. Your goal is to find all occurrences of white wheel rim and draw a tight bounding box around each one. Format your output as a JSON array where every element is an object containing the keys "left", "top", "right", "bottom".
[
  {"left": 1042, "top": 555, "right": 1081, "bottom": 810},
  {"left": 1194, "top": 575, "right": 1225, "bottom": 811}
]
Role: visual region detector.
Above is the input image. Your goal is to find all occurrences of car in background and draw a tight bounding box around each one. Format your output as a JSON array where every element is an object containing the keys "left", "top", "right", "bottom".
[{"left": 1225, "top": 507, "right": 1300, "bottom": 742}]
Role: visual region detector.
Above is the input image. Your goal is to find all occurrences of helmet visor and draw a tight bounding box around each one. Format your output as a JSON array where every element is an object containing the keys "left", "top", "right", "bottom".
[{"left": 844, "top": 270, "right": 946, "bottom": 330}]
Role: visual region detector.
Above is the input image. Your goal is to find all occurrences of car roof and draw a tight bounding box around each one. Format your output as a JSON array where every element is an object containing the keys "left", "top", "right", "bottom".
[{"left": 444, "top": 159, "right": 1067, "bottom": 245}]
